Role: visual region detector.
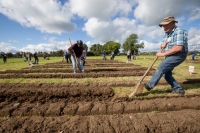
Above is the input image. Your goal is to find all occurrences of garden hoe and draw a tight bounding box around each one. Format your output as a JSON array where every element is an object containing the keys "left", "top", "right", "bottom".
[
  {"left": 69, "top": 38, "right": 82, "bottom": 72},
  {"left": 129, "top": 37, "right": 172, "bottom": 97},
  {"left": 61, "top": 54, "right": 65, "bottom": 63}
]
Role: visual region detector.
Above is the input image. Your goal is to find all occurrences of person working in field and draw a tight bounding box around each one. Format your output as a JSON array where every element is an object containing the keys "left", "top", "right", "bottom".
[
  {"left": 1, "top": 52, "right": 7, "bottom": 63},
  {"left": 33, "top": 52, "right": 39, "bottom": 64},
  {"left": 68, "top": 40, "right": 85, "bottom": 73},
  {"left": 133, "top": 50, "right": 137, "bottom": 60},
  {"left": 110, "top": 51, "right": 115, "bottom": 60},
  {"left": 102, "top": 50, "right": 106, "bottom": 60},
  {"left": 22, "top": 52, "right": 28, "bottom": 62},
  {"left": 188, "top": 51, "right": 196, "bottom": 60},
  {"left": 142, "top": 16, "right": 188, "bottom": 96},
  {"left": 81, "top": 49, "right": 87, "bottom": 66},
  {"left": 28, "top": 52, "right": 33, "bottom": 62},
  {"left": 127, "top": 50, "right": 131, "bottom": 62},
  {"left": 65, "top": 50, "right": 71, "bottom": 63}
]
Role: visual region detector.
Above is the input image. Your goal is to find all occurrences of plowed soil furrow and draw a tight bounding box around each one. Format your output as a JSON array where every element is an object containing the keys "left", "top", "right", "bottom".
[
  {"left": 1, "top": 59, "right": 200, "bottom": 132},
  {"left": 0, "top": 78, "right": 200, "bottom": 89},
  {"left": 1, "top": 83, "right": 200, "bottom": 117},
  {"left": 1, "top": 95, "right": 200, "bottom": 117},
  {"left": 0, "top": 110, "right": 200, "bottom": 133},
  {"left": 185, "top": 60, "right": 200, "bottom": 64},
  {"left": 0, "top": 67, "right": 151, "bottom": 74},
  {"left": 0, "top": 71, "right": 155, "bottom": 79},
  {"left": 21, "top": 64, "right": 138, "bottom": 69}
]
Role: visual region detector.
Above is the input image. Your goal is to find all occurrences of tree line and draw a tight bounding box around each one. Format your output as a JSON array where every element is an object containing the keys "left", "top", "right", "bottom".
[{"left": 89, "top": 33, "right": 144, "bottom": 55}]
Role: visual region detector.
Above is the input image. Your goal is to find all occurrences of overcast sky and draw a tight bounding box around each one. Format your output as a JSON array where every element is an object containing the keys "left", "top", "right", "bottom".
[{"left": 0, "top": 0, "right": 200, "bottom": 53}]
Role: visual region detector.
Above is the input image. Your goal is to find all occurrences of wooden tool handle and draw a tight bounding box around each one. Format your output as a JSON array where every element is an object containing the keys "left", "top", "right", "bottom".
[
  {"left": 69, "top": 38, "right": 72, "bottom": 46},
  {"left": 139, "top": 47, "right": 165, "bottom": 82}
]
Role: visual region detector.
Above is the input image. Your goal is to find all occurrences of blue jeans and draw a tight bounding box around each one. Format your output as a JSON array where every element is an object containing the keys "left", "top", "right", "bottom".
[
  {"left": 71, "top": 55, "right": 84, "bottom": 73},
  {"left": 102, "top": 55, "right": 106, "bottom": 60},
  {"left": 147, "top": 52, "right": 187, "bottom": 92}
]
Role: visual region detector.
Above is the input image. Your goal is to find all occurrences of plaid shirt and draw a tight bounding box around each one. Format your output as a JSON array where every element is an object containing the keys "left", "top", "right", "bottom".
[{"left": 163, "top": 26, "right": 188, "bottom": 52}]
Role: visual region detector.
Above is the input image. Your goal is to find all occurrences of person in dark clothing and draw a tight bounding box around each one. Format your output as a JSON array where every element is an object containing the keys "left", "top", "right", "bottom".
[
  {"left": 81, "top": 49, "right": 87, "bottom": 66},
  {"left": 127, "top": 50, "right": 131, "bottom": 62},
  {"left": 65, "top": 50, "right": 72, "bottom": 63},
  {"left": 68, "top": 40, "right": 85, "bottom": 73},
  {"left": 22, "top": 52, "right": 28, "bottom": 62},
  {"left": 33, "top": 52, "right": 39, "bottom": 64},
  {"left": 1, "top": 52, "right": 7, "bottom": 63},
  {"left": 133, "top": 50, "right": 137, "bottom": 60},
  {"left": 110, "top": 51, "right": 115, "bottom": 60},
  {"left": 102, "top": 50, "right": 106, "bottom": 60},
  {"left": 28, "top": 52, "right": 32, "bottom": 62},
  {"left": 188, "top": 51, "right": 196, "bottom": 60},
  {"left": 43, "top": 54, "right": 47, "bottom": 59}
]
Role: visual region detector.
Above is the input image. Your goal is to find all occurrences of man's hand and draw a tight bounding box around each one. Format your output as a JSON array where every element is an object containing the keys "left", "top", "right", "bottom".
[
  {"left": 81, "top": 57, "right": 85, "bottom": 61},
  {"left": 72, "top": 53, "right": 76, "bottom": 57},
  {"left": 70, "top": 50, "right": 76, "bottom": 57},
  {"left": 156, "top": 52, "right": 165, "bottom": 57},
  {"left": 160, "top": 42, "right": 168, "bottom": 49}
]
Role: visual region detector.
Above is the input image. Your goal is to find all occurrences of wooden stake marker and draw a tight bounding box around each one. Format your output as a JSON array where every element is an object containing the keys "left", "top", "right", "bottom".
[{"left": 189, "top": 66, "right": 194, "bottom": 75}]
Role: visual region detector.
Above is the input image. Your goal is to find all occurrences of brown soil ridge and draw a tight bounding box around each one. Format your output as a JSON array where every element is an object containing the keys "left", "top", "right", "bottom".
[
  {"left": 0, "top": 77, "right": 199, "bottom": 89},
  {"left": 0, "top": 71, "right": 156, "bottom": 79},
  {"left": 23, "top": 64, "right": 139, "bottom": 69},
  {"left": 0, "top": 110, "right": 200, "bottom": 132},
  {"left": 1, "top": 83, "right": 200, "bottom": 117},
  {"left": 0, "top": 67, "right": 153, "bottom": 74},
  {"left": 25, "top": 64, "right": 138, "bottom": 68}
]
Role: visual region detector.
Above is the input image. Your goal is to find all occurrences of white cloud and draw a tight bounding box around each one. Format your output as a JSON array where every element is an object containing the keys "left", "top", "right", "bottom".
[
  {"left": 0, "top": 42, "right": 20, "bottom": 53},
  {"left": 69, "top": 0, "right": 136, "bottom": 21},
  {"left": 0, "top": 0, "right": 75, "bottom": 34},
  {"left": 20, "top": 41, "right": 71, "bottom": 53},
  {"left": 188, "top": 8, "right": 200, "bottom": 21},
  {"left": 188, "top": 27, "right": 200, "bottom": 51},
  {"left": 0, "top": 0, "right": 200, "bottom": 53},
  {"left": 48, "top": 37, "right": 57, "bottom": 43},
  {"left": 134, "top": 0, "right": 200, "bottom": 26},
  {"left": 140, "top": 40, "right": 160, "bottom": 52},
  {"left": 83, "top": 17, "right": 138, "bottom": 44},
  {"left": 70, "top": 0, "right": 116, "bottom": 21},
  {"left": 85, "top": 41, "right": 92, "bottom": 49}
]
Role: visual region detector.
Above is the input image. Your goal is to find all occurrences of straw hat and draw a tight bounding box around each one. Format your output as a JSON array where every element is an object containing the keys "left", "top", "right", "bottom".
[{"left": 159, "top": 16, "right": 178, "bottom": 27}]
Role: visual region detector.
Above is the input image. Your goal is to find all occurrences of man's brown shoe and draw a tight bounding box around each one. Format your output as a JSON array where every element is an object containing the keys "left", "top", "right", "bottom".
[{"left": 142, "top": 82, "right": 152, "bottom": 91}]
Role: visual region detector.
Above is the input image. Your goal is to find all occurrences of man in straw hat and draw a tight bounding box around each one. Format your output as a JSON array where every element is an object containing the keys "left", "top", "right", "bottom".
[{"left": 142, "top": 16, "right": 188, "bottom": 96}]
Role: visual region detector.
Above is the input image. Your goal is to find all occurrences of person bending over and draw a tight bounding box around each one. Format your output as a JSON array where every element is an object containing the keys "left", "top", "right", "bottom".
[{"left": 68, "top": 40, "right": 85, "bottom": 73}]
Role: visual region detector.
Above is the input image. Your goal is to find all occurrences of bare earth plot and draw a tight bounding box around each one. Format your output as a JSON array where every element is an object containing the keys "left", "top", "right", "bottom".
[{"left": 0, "top": 59, "right": 200, "bottom": 133}]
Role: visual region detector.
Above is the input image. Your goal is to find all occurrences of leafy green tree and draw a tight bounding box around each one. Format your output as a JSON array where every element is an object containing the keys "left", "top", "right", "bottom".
[
  {"left": 6, "top": 52, "right": 13, "bottom": 58},
  {"left": 122, "top": 34, "right": 144, "bottom": 53},
  {"left": 15, "top": 52, "right": 21, "bottom": 58},
  {"left": 104, "top": 41, "right": 121, "bottom": 54},
  {"left": 57, "top": 50, "right": 63, "bottom": 56},
  {"left": 90, "top": 44, "right": 103, "bottom": 55},
  {"left": 83, "top": 44, "right": 88, "bottom": 51},
  {"left": 50, "top": 51, "right": 57, "bottom": 57}
]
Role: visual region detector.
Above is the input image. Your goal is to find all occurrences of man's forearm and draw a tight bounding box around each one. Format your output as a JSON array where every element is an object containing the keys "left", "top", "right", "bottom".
[{"left": 164, "top": 45, "right": 183, "bottom": 56}]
